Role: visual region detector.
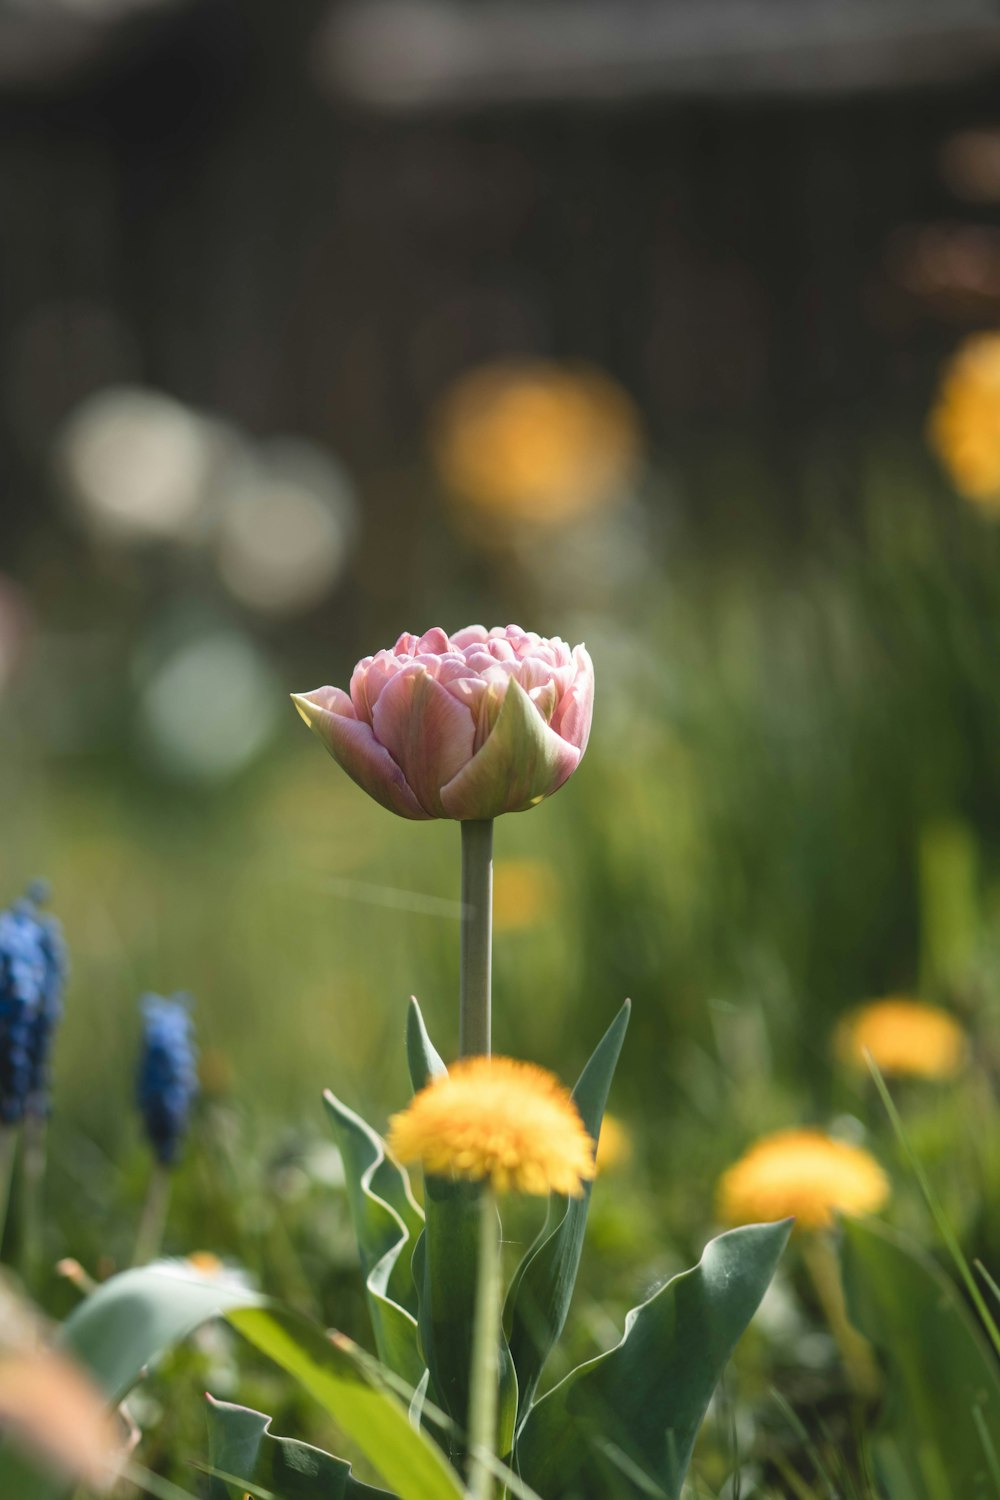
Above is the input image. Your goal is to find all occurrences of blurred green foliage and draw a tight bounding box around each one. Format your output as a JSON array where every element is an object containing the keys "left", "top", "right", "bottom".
[{"left": 2, "top": 445, "right": 1000, "bottom": 1492}]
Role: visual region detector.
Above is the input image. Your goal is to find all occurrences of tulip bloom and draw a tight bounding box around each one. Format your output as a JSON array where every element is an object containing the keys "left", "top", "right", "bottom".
[{"left": 293, "top": 625, "right": 594, "bottom": 820}]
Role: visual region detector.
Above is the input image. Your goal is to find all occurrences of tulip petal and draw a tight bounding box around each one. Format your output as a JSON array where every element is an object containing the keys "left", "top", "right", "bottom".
[
  {"left": 291, "top": 689, "right": 429, "bottom": 820},
  {"left": 551, "top": 644, "right": 595, "bottom": 754},
  {"left": 371, "top": 667, "right": 476, "bottom": 816},
  {"left": 440, "top": 678, "right": 581, "bottom": 819}
]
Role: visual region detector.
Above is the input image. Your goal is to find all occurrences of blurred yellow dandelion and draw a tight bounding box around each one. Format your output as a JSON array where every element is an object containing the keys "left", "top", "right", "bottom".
[
  {"left": 595, "top": 1112, "right": 632, "bottom": 1174},
  {"left": 185, "top": 1251, "right": 225, "bottom": 1277},
  {"left": 432, "top": 359, "right": 641, "bottom": 528},
  {"left": 717, "top": 1129, "right": 890, "bottom": 1232},
  {"left": 387, "top": 1056, "right": 596, "bottom": 1197},
  {"left": 492, "top": 858, "right": 560, "bottom": 932},
  {"left": 835, "top": 997, "right": 967, "bottom": 1080},
  {"left": 929, "top": 333, "right": 1000, "bottom": 508}
]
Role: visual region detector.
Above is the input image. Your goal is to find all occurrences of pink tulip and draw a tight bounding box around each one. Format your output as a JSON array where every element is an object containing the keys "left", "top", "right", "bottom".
[{"left": 292, "top": 625, "right": 594, "bottom": 820}]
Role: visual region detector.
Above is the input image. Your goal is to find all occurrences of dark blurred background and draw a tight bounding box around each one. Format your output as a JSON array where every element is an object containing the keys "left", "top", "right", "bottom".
[{"left": 4, "top": 0, "right": 1000, "bottom": 1279}]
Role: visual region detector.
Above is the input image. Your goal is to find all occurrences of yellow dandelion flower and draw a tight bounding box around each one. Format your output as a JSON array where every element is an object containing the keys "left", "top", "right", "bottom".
[
  {"left": 432, "top": 360, "right": 641, "bottom": 528},
  {"left": 185, "top": 1250, "right": 225, "bottom": 1277},
  {"left": 595, "top": 1113, "right": 632, "bottom": 1174},
  {"left": 717, "top": 1129, "right": 890, "bottom": 1232},
  {"left": 929, "top": 333, "right": 1000, "bottom": 508},
  {"left": 492, "top": 858, "right": 560, "bottom": 932},
  {"left": 835, "top": 996, "right": 967, "bottom": 1080},
  {"left": 387, "top": 1056, "right": 596, "bottom": 1197}
]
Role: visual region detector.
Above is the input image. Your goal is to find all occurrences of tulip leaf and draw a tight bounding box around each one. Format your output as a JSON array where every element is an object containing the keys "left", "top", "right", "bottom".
[
  {"left": 226, "top": 1306, "right": 464, "bottom": 1500},
  {"left": 204, "top": 1395, "right": 394, "bottom": 1498},
  {"left": 411, "top": 1173, "right": 519, "bottom": 1468},
  {"left": 322, "top": 1090, "right": 425, "bottom": 1387},
  {"left": 59, "top": 1262, "right": 270, "bottom": 1402},
  {"left": 515, "top": 1220, "right": 791, "bottom": 1500},
  {"left": 841, "top": 1217, "right": 1000, "bottom": 1500},
  {"left": 406, "top": 1004, "right": 518, "bottom": 1465},
  {"left": 505, "top": 1000, "right": 630, "bottom": 1423},
  {"left": 406, "top": 996, "right": 448, "bottom": 1093},
  {"left": 58, "top": 1265, "right": 463, "bottom": 1500}
]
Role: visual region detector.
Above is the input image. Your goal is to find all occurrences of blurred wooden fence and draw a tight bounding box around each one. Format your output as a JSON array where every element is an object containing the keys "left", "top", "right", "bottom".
[{"left": 1, "top": 0, "right": 999, "bottom": 527}]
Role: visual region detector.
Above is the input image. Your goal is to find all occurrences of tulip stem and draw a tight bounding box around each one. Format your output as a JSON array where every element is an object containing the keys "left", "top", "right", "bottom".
[
  {"left": 467, "top": 1186, "right": 501, "bottom": 1500},
  {"left": 460, "top": 819, "right": 493, "bottom": 1058}
]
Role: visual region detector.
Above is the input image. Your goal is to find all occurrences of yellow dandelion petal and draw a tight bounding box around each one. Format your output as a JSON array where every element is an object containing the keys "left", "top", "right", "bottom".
[
  {"left": 492, "top": 858, "right": 560, "bottom": 933},
  {"left": 432, "top": 360, "right": 642, "bottom": 529},
  {"left": 387, "top": 1056, "right": 596, "bottom": 1198},
  {"left": 595, "top": 1113, "right": 632, "bottom": 1174},
  {"left": 185, "top": 1251, "right": 225, "bottom": 1277},
  {"left": 835, "top": 997, "right": 967, "bottom": 1080},
  {"left": 929, "top": 333, "right": 1000, "bottom": 508},
  {"left": 716, "top": 1128, "right": 890, "bottom": 1233}
]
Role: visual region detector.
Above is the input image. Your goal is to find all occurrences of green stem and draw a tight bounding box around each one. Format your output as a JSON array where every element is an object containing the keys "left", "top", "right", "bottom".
[
  {"left": 802, "top": 1233, "right": 881, "bottom": 1400},
  {"left": 467, "top": 1187, "right": 501, "bottom": 1500},
  {"left": 132, "top": 1162, "right": 172, "bottom": 1267},
  {"left": 20, "top": 1113, "right": 46, "bottom": 1284},
  {"left": 460, "top": 820, "right": 494, "bottom": 1057},
  {"left": 0, "top": 1126, "right": 17, "bottom": 1257}
]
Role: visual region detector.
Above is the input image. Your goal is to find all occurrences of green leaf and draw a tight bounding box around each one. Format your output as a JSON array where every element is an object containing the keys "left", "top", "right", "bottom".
[
  {"left": 205, "top": 1395, "right": 393, "bottom": 1498},
  {"left": 515, "top": 1220, "right": 791, "bottom": 1500},
  {"left": 406, "top": 997, "right": 447, "bottom": 1092},
  {"left": 323, "top": 1090, "right": 425, "bottom": 1387},
  {"left": 227, "top": 1305, "right": 464, "bottom": 1500},
  {"left": 414, "top": 1176, "right": 517, "bottom": 1462},
  {"left": 59, "top": 1262, "right": 269, "bottom": 1402},
  {"left": 0, "top": 1444, "right": 66, "bottom": 1500},
  {"left": 505, "top": 1000, "right": 630, "bottom": 1422},
  {"left": 841, "top": 1217, "right": 1000, "bottom": 1500},
  {"left": 58, "top": 1265, "right": 464, "bottom": 1500},
  {"left": 406, "top": 1003, "right": 518, "bottom": 1464}
]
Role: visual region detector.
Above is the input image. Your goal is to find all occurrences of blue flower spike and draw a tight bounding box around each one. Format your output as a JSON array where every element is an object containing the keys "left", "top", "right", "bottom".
[
  {"left": 0, "top": 883, "right": 67, "bottom": 1128},
  {"left": 136, "top": 994, "right": 199, "bottom": 1167}
]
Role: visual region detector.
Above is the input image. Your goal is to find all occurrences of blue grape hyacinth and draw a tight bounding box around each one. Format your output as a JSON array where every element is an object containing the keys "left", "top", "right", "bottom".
[
  {"left": 0, "top": 884, "right": 66, "bottom": 1127},
  {"left": 136, "top": 994, "right": 198, "bottom": 1166},
  {"left": 24, "top": 884, "right": 68, "bottom": 1117}
]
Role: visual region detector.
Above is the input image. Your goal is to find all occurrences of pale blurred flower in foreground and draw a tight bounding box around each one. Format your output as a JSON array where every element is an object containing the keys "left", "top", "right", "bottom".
[
  {"left": 929, "top": 333, "right": 1000, "bottom": 508},
  {"left": 433, "top": 360, "right": 642, "bottom": 531},
  {"left": 0, "top": 1278, "right": 120, "bottom": 1490},
  {"left": 834, "top": 996, "right": 967, "bottom": 1080}
]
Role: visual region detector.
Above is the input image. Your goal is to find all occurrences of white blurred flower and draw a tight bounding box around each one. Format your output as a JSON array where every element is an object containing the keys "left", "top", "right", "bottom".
[
  {"left": 214, "top": 438, "right": 357, "bottom": 616},
  {"left": 56, "top": 387, "right": 225, "bottom": 544},
  {"left": 136, "top": 627, "right": 282, "bottom": 783}
]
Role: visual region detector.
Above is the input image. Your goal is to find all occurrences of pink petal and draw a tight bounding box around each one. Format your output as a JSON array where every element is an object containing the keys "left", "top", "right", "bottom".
[
  {"left": 416, "top": 627, "right": 451, "bottom": 654},
  {"left": 371, "top": 665, "right": 476, "bottom": 816},
  {"left": 291, "top": 687, "right": 429, "bottom": 820},
  {"left": 551, "top": 645, "right": 595, "bottom": 754},
  {"left": 450, "top": 624, "right": 489, "bottom": 648}
]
